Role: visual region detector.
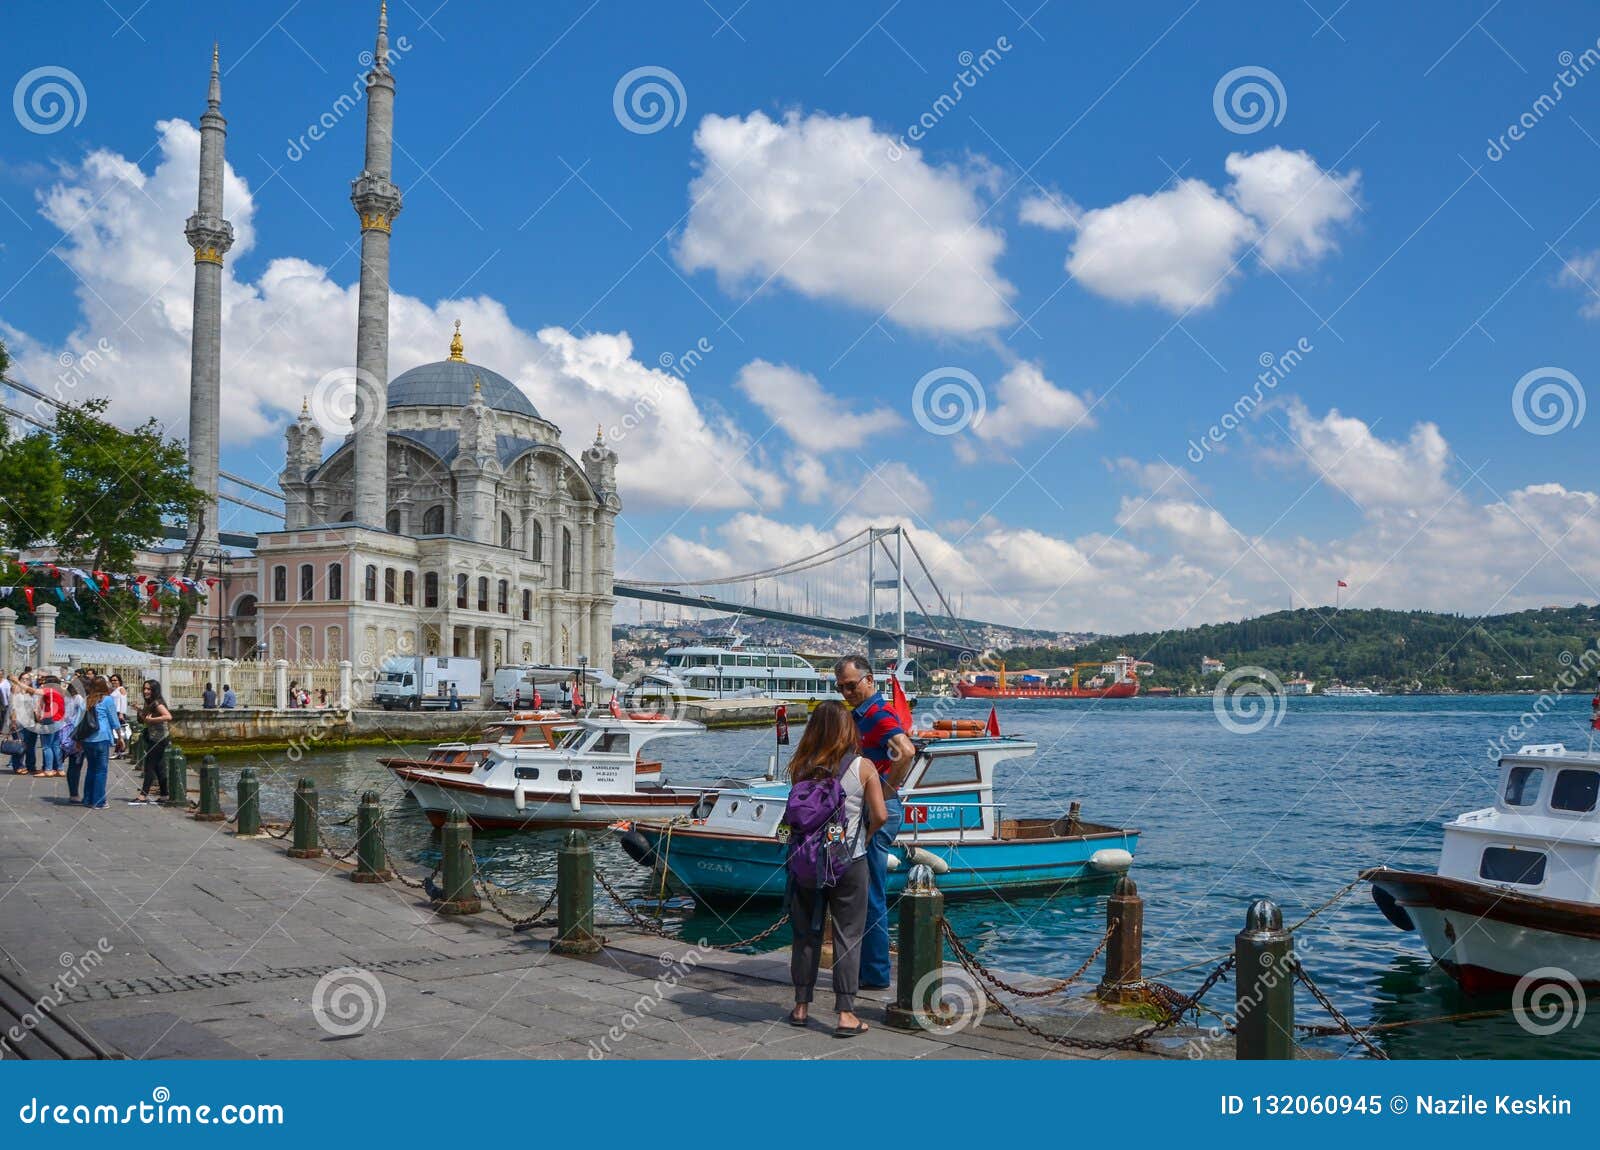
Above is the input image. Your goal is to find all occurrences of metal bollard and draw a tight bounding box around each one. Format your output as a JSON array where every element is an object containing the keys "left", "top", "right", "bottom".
[
  {"left": 194, "top": 755, "right": 224, "bottom": 821},
  {"left": 436, "top": 811, "right": 481, "bottom": 914},
  {"left": 285, "top": 778, "right": 323, "bottom": 859},
  {"left": 1097, "top": 876, "right": 1145, "bottom": 1003},
  {"left": 351, "top": 790, "right": 392, "bottom": 883},
  {"left": 1235, "top": 898, "right": 1294, "bottom": 1060},
  {"left": 885, "top": 864, "right": 944, "bottom": 1030},
  {"left": 163, "top": 745, "right": 188, "bottom": 808},
  {"left": 235, "top": 767, "right": 262, "bottom": 837},
  {"left": 552, "top": 829, "right": 602, "bottom": 954}
]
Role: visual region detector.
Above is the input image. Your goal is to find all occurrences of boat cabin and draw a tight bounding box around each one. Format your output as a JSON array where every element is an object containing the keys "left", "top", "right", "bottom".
[
  {"left": 477, "top": 717, "right": 704, "bottom": 794},
  {"left": 1438, "top": 744, "right": 1600, "bottom": 903}
]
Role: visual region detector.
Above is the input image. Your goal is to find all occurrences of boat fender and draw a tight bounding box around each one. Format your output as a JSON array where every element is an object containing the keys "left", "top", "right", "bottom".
[
  {"left": 619, "top": 830, "right": 657, "bottom": 869},
  {"left": 1370, "top": 883, "right": 1414, "bottom": 932},
  {"left": 904, "top": 845, "right": 949, "bottom": 874},
  {"left": 1088, "top": 848, "right": 1134, "bottom": 873},
  {"left": 885, "top": 852, "right": 903, "bottom": 871},
  {"left": 513, "top": 783, "right": 527, "bottom": 812},
  {"left": 569, "top": 784, "right": 582, "bottom": 813}
]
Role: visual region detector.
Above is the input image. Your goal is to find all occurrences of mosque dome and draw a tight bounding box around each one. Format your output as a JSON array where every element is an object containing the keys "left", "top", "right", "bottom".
[{"left": 386, "top": 321, "right": 540, "bottom": 419}]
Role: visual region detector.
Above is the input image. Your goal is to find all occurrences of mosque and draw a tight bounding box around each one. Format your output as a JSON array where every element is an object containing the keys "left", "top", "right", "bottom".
[{"left": 168, "top": 5, "right": 618, "bottom": 674}]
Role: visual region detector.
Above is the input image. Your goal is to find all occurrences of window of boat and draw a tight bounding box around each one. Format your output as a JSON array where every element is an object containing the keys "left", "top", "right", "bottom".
[
  {"left": 1551, "top": 769, "right": 1599, "bottom": 812},
  {"left": 514, "top": 766, "right": 540, "bottom": 781},
  {"left": 595, "top": 733, "right": 629, "bottom": 753},
  {"left": 558, "top": 768, "right": 583, "bottom": 782},
  {"left": 916, "top": 753, "right": 980, "bottom": 786},
  {"left": 1503, "top": 765, "right": 1543, "bottom": 806},
  {"left": 666, "top": 655, "right": 683, "bottom": 667},
  {"left": 1478, "top": 846, "right": 1547, "bottom": 885},
  {"left": 558, "top": 729, "right": 587, "bottom": 748}
]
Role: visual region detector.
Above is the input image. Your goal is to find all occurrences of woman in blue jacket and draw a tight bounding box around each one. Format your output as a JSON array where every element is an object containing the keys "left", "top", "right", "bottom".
[{"left": 78, "top": 676, "right": 126, "bottom": 808}]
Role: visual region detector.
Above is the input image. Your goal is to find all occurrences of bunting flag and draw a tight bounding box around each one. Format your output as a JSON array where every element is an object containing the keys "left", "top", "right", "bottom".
[
  {"left": 16, "top": 563, "right": 27, "bottom": 575},
  {"left": 53, "top": 587, "right": 65, "bottom": 602},
  {"left": 23, "top": 588, "right": 33, "bottom": 610}
]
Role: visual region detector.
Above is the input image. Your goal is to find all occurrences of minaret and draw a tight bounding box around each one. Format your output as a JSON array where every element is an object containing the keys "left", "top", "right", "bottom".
[
  {"left": 184, "top": 44, "right": 233, "bottom": 545},
  {"left": 350, "top": 2, "right": 402, "bottom": 527}
]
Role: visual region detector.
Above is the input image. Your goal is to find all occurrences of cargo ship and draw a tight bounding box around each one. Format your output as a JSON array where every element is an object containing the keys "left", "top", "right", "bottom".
[{"left": 954, "top": 656, "right": 1143, "bottom": 700}]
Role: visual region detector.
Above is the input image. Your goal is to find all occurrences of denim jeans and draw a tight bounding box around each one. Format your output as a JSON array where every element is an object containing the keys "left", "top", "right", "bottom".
[
  {"left": 82, "top": 741, "right": 111, "bottom": 807},
  {"left": 65, "top": 750, "right": 85, "bottom": 798},
  {"left": 37, "top": 730, "right": 61, "bottom": 774},
  {"left": 20, "top": 728, "right": 37, "bottom": 771},
  {"left": 862, "top": 790, "right": 904, "bottom": 986}
]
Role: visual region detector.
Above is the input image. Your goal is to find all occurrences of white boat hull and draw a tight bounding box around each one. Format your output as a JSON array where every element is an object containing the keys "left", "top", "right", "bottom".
[{"left": 402, "top": 775, "right": 700, "bottom": 830}]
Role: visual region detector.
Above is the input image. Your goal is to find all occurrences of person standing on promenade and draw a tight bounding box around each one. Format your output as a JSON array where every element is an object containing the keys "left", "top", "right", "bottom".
[
  {"left": 78, "top": 676, "right": 125, "bottom": 808},
  {"left": 784, "top": 701, "right": 887, "bottom": 1036},
  {"left": 832, "top": 655, "right": 916, "bottom": 990},
  {"left": 61, "top": 682, "right": 86, "bottom": 800},
  {"left": 107, "top": 674, "right": 130, "bottom": 758},
  {"left": 33, "top": 674, "right": 66, "bottom": 778},
  {"left": 10, "top": 671, "right": 37, "bottom": 775},
  {"left": 132, "top": 680, "right": 172, "bottom": 804}
]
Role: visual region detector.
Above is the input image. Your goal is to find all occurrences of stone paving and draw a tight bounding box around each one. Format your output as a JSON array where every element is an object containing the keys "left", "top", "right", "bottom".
[{"left": 0, "top": 767, "right": 1189, "bottom": 1061}]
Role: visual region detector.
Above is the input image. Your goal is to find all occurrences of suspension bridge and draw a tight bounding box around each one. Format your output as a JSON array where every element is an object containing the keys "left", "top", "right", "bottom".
[{"left": 614, "top": 526, "right": 980, "bottom": 662}]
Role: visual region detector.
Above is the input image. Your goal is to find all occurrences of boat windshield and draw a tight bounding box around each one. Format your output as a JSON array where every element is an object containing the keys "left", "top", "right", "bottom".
[
  {"left": 1504, "top": 765, "right": 1544, "bottom": 806},
  {"left": 1551, "top": 769, "right": 1600, "bottom": 813}
]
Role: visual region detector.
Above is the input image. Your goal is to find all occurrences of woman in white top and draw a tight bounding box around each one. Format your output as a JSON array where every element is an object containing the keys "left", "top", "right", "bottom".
[
  {"left": 784, "top": 700, "right": 887, "bottom": 1037},
  {"left": 108, "top": 674, "right": 130, "bottom": 757}
]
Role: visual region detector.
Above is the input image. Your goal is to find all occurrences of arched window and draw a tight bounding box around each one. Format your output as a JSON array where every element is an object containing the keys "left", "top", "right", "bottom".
[
  {"left": 326, "top": 625, "right": 343, "bottom": 660},
  {"left": 521, "top": 588, "right": 531, "bottom": 621},
  {"left": 424, "top": 571, "right": 439, "bottom": 608},
  {"left": 455, "top": 573, "right": 468, "bottom": 608},
  {"left": 328, "top": 562, "right": 342, "bottom": 601},
  {"left": 530, "top": 520, "right": 543, "bottom": 562},
  {"left": 299, "top": 563, "right": 314, "bottom": 601},
  {"left": 385, "top": 508, "right": 400, "bottom": 533},
  {"left": 297, "top": 625, "right": 314, "bottom": 660},
  {"left": 338, "top": 511, "right": 354, "bottom": 523},
  {"left": 402, "top": 570, "right": 415, "bottom": 605},
  {"left": 500, "top": 512, "right": 513, "bottom": 549},
  {"left": 476, "top": 576, "right": 489, "bottom": 612},
  {"left": 383, "top": 567, "right": 397, "bottom": 603},
  {"left": 561, "top": 528, "right": 573, "bottom": 590},
  {"left": 497, "top": 579, "right": 508, "bottom": 613},
  {"left": 233, "top": 594, "right": 257, "bottom": 618},
  {"left": 364, "top": 564, "right": 377, "bottom": 601},
  {"left": 272, "top": 565, "right": 287, "bottom": 602},
  {"left": 422, "top": 505, "right": 445, "bottom": 535}
]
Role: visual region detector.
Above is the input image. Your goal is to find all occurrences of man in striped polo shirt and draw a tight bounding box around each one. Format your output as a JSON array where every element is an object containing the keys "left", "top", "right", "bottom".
[{"left": 834, "top": 655, "right": 916, "bottom": 989}]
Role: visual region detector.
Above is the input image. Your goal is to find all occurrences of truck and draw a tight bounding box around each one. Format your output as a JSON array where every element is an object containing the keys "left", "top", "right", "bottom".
[{"left": 372, "top": 656, "right": 481, "bottom": 711}]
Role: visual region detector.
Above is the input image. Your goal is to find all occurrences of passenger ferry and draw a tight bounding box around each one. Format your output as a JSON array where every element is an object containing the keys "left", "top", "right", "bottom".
[
  {"left": 627, "top": 635, "right": 913, "bottom": 705},
  {"left": 1323, "top": 684, "right": 1382, "bottom": 697},
  {"left": 1366, "top": 743, "right": 1600, "bottom": 992}
]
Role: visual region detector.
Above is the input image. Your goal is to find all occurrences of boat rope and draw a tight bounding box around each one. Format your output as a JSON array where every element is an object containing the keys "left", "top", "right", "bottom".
[
  {"left": 1291, "top": 963, "right": 1390, "bottom": 1059},
  {"left": 592, "top": 866, "right": 790, "bottom": 951},
  {"left": 938, "top": 917, "right": 1115, "bottom": 999},
  {"left": 1296, "top": 1006, "right": 1512, "bottom": 1035},
  {"left": 1286, "top": 876, "right": 1365, "bottom": 934}
]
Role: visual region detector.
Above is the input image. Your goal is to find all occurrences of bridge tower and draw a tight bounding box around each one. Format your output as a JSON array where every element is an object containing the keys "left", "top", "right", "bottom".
[{"left": 864, "top": 526, "right": 907, "bottom": 673}]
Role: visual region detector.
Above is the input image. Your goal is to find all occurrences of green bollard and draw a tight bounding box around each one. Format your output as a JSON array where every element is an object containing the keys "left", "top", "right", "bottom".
[
  {"left": 352, "top": 790, "right": 392, "bottom": 883},
  {"left": 194, "top": 755, "right": 224, "bottom": 821},
  {"left": 286, "top": 778, "right": 323, "bottom": 859},
  {"left": 1097, "top": 876, "right": 1145, "bottom": 1004},
  {"left": 436, "top": 811, "right": 481, "bottom": 914},
  {"left": 552, "top": 829, "right": 602, "bottom": 954},
  {"left": 163, "top": 745, "right": 188, "bottom": 808},
  {"left": 235, "top": 767, "right": 262, "bottom": 837},
  {"left": 885, "top": 865, "right": 944, "bottom": 1029},
  {"left": 1235, "top": 898, "right": 1295, "bottom": 1060}
]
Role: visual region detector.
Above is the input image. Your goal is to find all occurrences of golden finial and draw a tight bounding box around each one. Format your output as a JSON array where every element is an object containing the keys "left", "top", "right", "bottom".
[
  {"left": 448, "top": 318, "right": 465, "bottom": 362},
  {"left": 472, "top": 374, "right": 483, "bottom": 396},
  {"left": 300, "top": 396, "right": 309, "bottom": 415}
]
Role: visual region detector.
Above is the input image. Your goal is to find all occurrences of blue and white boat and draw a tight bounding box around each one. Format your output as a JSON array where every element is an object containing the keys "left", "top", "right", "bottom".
[{"left": 617, "top": 733, "right": 1139, "bottom": 901}]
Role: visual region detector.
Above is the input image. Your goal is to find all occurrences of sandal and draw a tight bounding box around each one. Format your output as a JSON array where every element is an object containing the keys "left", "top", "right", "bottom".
[
  {"left": 786, "top": 1007, "right": 809, "bottom": 1028},
  {"left": 834, "top": 1020, "right": 870, "bottom": 1038}
]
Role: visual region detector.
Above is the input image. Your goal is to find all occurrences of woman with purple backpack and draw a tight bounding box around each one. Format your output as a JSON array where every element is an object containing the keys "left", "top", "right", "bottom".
[{"left": 782, "top": 700, "right": 887, "bottom": 1037}]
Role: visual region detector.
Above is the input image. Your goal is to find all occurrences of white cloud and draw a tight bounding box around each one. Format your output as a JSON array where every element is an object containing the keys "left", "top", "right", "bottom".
[
  {"left": 734, "top": 359, "right": 901, "bottom": 452},
  {"left": 1225, "top": 148, "right": 1359, "bottom": 270},
  {"left": 968, "top": 361, "right": 1093, "bottom": 449},
  {"left": 1018, "top": 189, "right": 1079, "bottom": 232},
  {"left": 1283, "top": 401, "right": 1452, "bottom": 509},
  {"left": 3, "top": 120, "right": 783, "bottom": 517},
  {"left": 1559, "top": 250, "right": 1600, "bottom": 319},
  {"left": 675, "top": 110, "right": 1016, "bottom": 336},
  {"left": 1111, "top": 457, "right": 1195, "bottom": 493}
]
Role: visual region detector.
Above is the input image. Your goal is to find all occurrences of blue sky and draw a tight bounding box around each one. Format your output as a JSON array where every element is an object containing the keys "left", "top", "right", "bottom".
[{"left": 2, "top": 1, "right": 1599, "bottom": 632}]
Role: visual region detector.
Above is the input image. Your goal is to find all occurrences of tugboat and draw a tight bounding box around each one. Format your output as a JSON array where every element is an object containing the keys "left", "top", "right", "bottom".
[
  {"left": 1366, "top": 743, "right": 1600, "bottom": 992},
  {"left": 954, "top": 657, "right": 1143, "bottom": 700},
  {"left": 617, "top": 724, "right": 1138, "bottom": 901}
]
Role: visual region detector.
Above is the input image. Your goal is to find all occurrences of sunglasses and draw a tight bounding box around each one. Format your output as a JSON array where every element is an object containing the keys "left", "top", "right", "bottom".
[{"left": 836, "top": 676, "right": 869, "bottom": 692}]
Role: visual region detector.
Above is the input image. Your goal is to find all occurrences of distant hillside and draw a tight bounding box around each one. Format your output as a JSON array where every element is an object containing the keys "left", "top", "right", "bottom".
[{"left": 995, "top": 605, "right": 1600, "bottom": 693}]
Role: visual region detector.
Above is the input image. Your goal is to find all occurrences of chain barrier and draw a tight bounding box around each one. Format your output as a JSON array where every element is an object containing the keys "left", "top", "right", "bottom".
[
  {"left": 465, "top": 853, "right": 558, "bottom": 929},
  {"left": 939, "top": 917, "right": 1115, "bottom": 999},
  {"left": 392, "top": 858, "right": 440, "bottom": 892},
  {"left": 592, "top": 866, "right": 790, "bottom": 951},
  {"left": 316, "top": 825, "right": 360, "bottom": 863},
  {"left": 263, "top": 821, "right": 293, "bottom": 841},
  {"left": 1292, "top": 963, "right": 1390, "bottom": 1060},
  {"left": 1286, "top": 877, "right": 1365, "bottom": 934}
]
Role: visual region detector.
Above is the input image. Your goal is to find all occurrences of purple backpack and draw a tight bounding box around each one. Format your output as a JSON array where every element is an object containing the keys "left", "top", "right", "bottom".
[{"left": 784, "top": 755, "right": 862, "bottom": 890}]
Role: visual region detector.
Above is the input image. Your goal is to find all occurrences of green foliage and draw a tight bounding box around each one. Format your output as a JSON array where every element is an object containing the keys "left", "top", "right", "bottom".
[{"left": 0, "top": 429, "right": 64, "bottom": 550}]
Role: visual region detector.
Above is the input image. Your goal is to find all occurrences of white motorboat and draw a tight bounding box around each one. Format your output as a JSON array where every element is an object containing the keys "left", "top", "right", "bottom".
[
  {"left": 383, "top": 716, "right": 719, "bottom": 829},
  {"left": 1367, "top": 743, "right": 1600, "bottom": 993}
]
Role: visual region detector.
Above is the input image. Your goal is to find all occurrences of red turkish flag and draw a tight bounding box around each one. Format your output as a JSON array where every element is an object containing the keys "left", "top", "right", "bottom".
[
  {"left": 888, "top": 674, "right": 913, "bottom": 731},
  {"left": 986, "top": 705, "right": 1001, "bottom": 738}
]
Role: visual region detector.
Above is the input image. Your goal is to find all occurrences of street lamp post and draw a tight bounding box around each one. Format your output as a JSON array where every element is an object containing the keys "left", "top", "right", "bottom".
[
  {"left": 577, "top": 653, "right": 588, "bottom": 715},
  {"left": 767, "top": 666, "right": 774, "bottom": 697}
]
